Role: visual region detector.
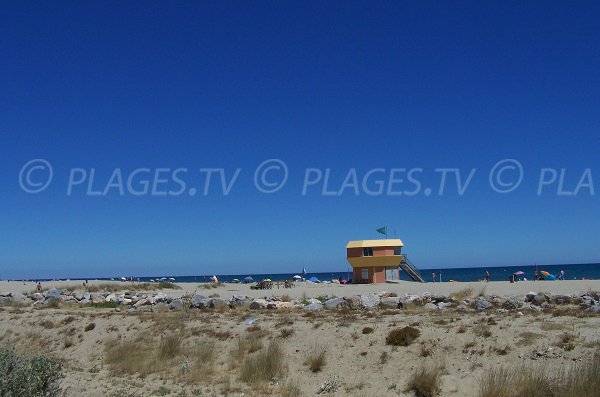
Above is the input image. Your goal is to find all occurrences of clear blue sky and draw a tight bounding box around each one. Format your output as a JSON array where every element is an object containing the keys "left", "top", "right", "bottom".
[{"left": 1, "top": 1, "right": 599, "bottom": 279}]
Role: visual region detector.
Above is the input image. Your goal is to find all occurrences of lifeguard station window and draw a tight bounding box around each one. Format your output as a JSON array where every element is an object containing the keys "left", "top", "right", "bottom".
[
  {"left": 394, "top": 247, "right": 402, "bottom": 255},
  {"left": 362, "top": 247, "right": 373, "bottom": 256}
]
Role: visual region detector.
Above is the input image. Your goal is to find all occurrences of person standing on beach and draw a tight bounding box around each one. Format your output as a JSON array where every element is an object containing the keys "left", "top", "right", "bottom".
[
  {"left": 432, "top": 272, "right": 436, "bottom": 283},
  {"left": 484, "top": 270, "right": 490, "bottom": 282},
  {"left": 558, "top": 270, "right": 565, "bottom": 280}
]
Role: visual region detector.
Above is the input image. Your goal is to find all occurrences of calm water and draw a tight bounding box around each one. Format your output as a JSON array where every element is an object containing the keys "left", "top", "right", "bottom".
[{"left": 26, "top": 262, "right": 600, "bottom": 283}]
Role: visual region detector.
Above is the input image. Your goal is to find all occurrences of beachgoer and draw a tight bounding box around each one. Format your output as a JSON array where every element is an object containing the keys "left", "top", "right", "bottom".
[
  {"left": 432, "top": 272, "right": 436, "bottom": 283},
  {"left": 484, "top": 270, "right": 490, "bottom": 282},
  {"left": 36, "top": 282, "right": 42, "bottom": 292},
  {"left": 558, "top": 270, "right": 564, "bottom": 280},
  {"left": 534, "top": 270, "right": 538, "bottom": 281}
]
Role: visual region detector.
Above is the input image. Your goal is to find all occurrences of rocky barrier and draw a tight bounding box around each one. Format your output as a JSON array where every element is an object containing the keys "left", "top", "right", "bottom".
[{"left": 1, "top": 289, "right": 599, "bottom": 314}]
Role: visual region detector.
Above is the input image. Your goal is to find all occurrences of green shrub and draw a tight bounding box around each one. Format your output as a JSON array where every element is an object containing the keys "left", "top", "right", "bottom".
[{"left": 0, "top": 347, "right": 63, "bottom": 397}]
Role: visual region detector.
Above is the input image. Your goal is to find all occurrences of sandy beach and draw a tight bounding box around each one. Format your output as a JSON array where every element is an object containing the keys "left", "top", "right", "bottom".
[
  {"left": 1, "top": 279, "right": 599, "bottom": 397},
  {"left": 3, "top": 278, "right": 599, "bottom": 299}
]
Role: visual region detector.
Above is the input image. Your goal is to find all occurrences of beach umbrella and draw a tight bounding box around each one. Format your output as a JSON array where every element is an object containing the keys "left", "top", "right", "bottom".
[
  {"left": 264, "top": 278, "right": 272, "bottom": 282},
  {"left": 168, "top": 277, "right": 175, "bottom": 281},
  {"left": 545, "top": 274, "right": 556, "bottom": 280},
  {"left": 308, "top": 276, "right": 319, "bottom": 282},
  {"left": 159, "top": 277, "right": 167, "bottom": 281},
  {"left": 540, "top": 271, "right": 550, "bottom": 277},
  {"left": 120, "top": 277, "right": 126, "bottom": 281},
  {"left": 232, "top": 278, "right": 240, "bottom": 283},
  {"left": 513, "top": 271, "right": 525, "bottom": 276},
  {"left": 292, "top": 275, "right": 302, "bottom": 280}
]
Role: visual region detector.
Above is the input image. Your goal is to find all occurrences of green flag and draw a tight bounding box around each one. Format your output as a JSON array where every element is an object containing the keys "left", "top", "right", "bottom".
[{"left": 376, "top": 226, "right": 387, "bottom": 236}]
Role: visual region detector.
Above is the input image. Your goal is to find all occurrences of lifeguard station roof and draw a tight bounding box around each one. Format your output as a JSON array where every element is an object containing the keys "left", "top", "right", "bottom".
[{"left": 346, "top": 239, "right": 404, "bottom": 249}]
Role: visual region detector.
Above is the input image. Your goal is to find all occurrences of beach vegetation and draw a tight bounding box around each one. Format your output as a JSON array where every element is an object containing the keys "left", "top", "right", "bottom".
[
  {"left": 158, "top": 334, "right": 183, "bottom": 359},
  {"left": 386, "top": 326, "right": 421, "bottom": 346},
  {"left": 362, "top": 326, "right": 374, "bottom": 334},
  {"left": 240, "top": 339, "right": 284, "bottom": 383},
  {"left": 0, "top": 346, "right": 64, "bottom": 397},
  {"left": 305, "top": 344, "right": 326, "bottom": 372},
  {"left": 279, "top": 328, "right": 294, "bottom": 338},
  {"left": 479, "top": 354, "right": 600, "bottom": 397},
  {"left": 279, "top": 379, "right": 302, "bottom": 397},
  {"left": 450, "top": 287, "right": 473, "bottom": 301},
  {"left": 405, "top": 364, "right": 443, "bottom": 397},
  {"left": 84, "top": 322, "right": 96, "bottom": 332}
]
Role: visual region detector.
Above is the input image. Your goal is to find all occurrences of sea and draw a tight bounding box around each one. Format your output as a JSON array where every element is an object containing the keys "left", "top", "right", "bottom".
[{"left": 20, "top": 262, "right": 600, "bottom": 283}]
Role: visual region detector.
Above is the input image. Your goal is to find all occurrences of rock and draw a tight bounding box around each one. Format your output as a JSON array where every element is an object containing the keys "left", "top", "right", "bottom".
[
  {"left": 474, "top": 297, "right": 492, "bottom": 311},
  {"left": 229, "top": 295, "right": 249, "bottom": 307},
  {"left": 105, "top": 294, "right": 117, "bottom": 303},
  {"left": 210, "top": 298, "right": 228, "bottom": 308},
  {"left": 345, "top": 296, "right": 361, "bottom": 308},
  {"left": 46, "top": 288, "right": 62, "bottom": 299},
  {"left": 304, "top": 302, "right": 323, "bottom": 311},
  {"left": 324, "top": 297, "right": 348, "bottom": 309},
  {"left": 78, "top": 298, "right": 91, "bottom": 305},
  {"left": 491, "top": 297, "right": 504, "bottom": 306},
  {"left": 277, "top": 302, "right": 294, "bottom": 310},
  {"left": 154, "top": 293, "right": 168, "bottom": 303},
  {"left": 91, "top": 294, "right": 105, "bottom": 305},
  {"left": 424, "top": 303, "right": 438, "bottom": 311},
  {"left": 529, "top": 304, "right": 542, "bottom": 312},
  {"left": 588, "top": 305, "right": 600, "bottom": 313},
  {"left": 31, "top": 293, "right": 45, "bottom": 301},
  {"left": 532, "top": 294, "right": 547, "bottom": 306},
  {"left": 551, "top": 295, "right": 570, "bottom": 305},
  {"left": 0, "top": 292, "right": 11, "bottom": 297},
  {"left": 380, "top": 297, "right": 401, "bottom": 309},
  {"left": 525, "top": 291, "right": 537, "bottom": 302},
  {"left": 169, "top": 298, "right": 183, "bottom": 310},
  {"left": 122, "top": 298, "right": 133, "bottom": 305},
  {"left": 72, "top": 291, "right": 84, "bottom": 301},
  {"left": 360, "top": 293, "right": 381, "bottom": 309},
  {"left": 0, "top": 297, "right": 10, "bottom": 305},
  {"left": 249, "top": 299, "right": 268, "bottom": 310},
  {"left": 305, "top": 298, "right": 322, "bottom": 305},
  {"left": 10, "top": 292, "right": 26, "bottom": 303},
  {"left": 133, "top": 299, "right": 148, "bottom": 308},
  {"left": 503, "top": 297, "right": 522, "bottom": 310},
  {"left": 191, "top": 294, "right": 209, "bottom": 308},
  {"left": 437, "top": 302, "right": 452, "bottom": 310},
  {"left": 60, "top": 295, "right": 77, "bottom": 303}
]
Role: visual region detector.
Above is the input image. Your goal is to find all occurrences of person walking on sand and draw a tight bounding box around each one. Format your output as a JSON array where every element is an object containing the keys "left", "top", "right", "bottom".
[
  {"left": 432, "top": 272, "right": 436, "bottom": 283},
  {"left": 558, "top": 269, "right": 564, "bottom": 280},
  {"left": 484, "top": 270, "right": 490, "bottom": 282}
]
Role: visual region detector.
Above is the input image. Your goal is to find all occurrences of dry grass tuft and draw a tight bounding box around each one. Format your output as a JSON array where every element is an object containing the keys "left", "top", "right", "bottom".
[
  {"left": 240, "top": 339, "right": 284, "bottom": 384},
  {"left": 158, "top": 334, "right": 183, "bottom": 359},
  {"left": 280, "top": 379, "right": 302, "bottom": 397},
  {"left": 84, "top": 323, "right": 96, "bottom": 332},
  {"left": 478, "top": 353, "right": 600, "bottom": 397},
  {"left": 451, "top": 287, "right": 473, "bottom": 301},
  {"left": 362, "top": 326, "right": 374, "bottom": 334},
  {"left": 306, "top": 345, "right": 326, "bottom": 373},
  {"left": 386, "top": 326, "right": 420, "bottom": 346},
  {"left": 105, "top": 338, "right": 154, "bottom": 376},
  {"left": 406, "top": 364, "right": 443, "bottom": 397},
  {"left": 279, "top": 328, "right": 294, "bottom": 338}
]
